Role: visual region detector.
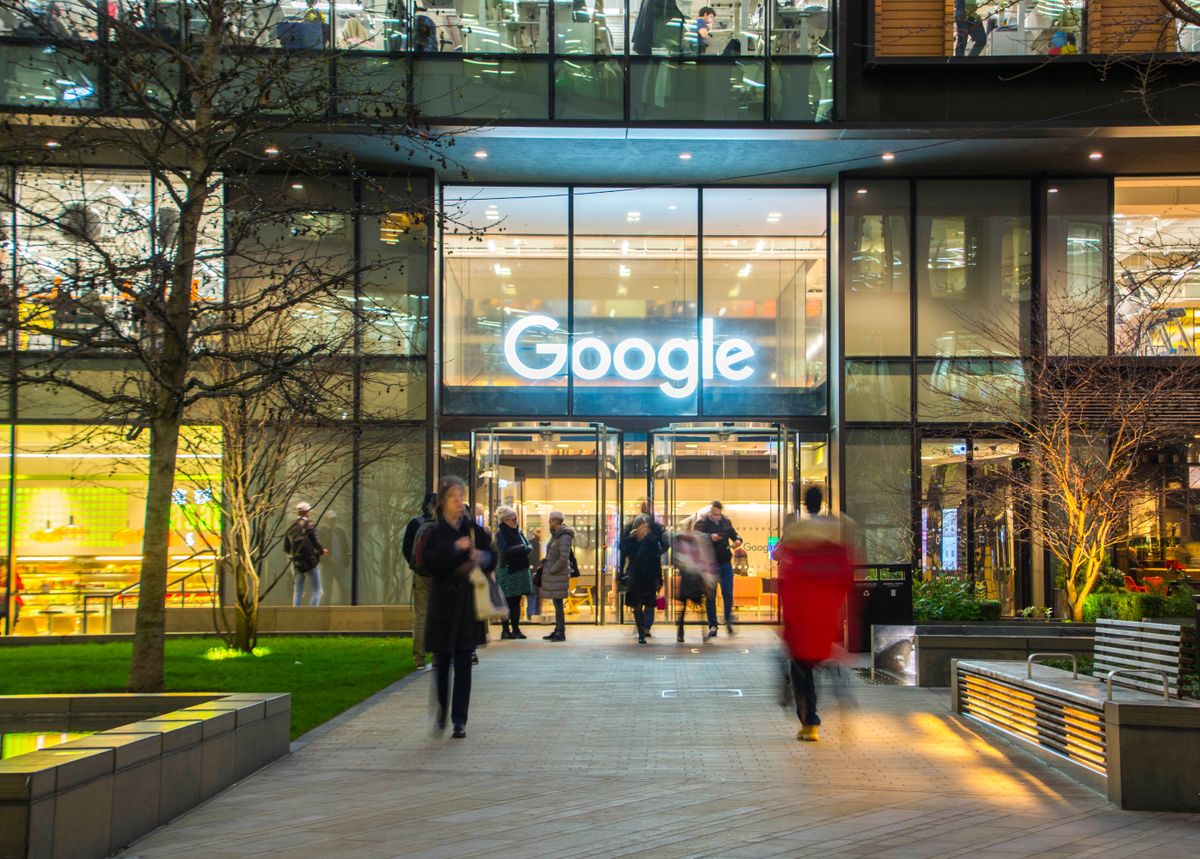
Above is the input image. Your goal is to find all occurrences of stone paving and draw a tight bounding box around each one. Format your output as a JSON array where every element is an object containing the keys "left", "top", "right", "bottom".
[{"left": 119, "top": 626, "right": 1200, "bottom": 859}]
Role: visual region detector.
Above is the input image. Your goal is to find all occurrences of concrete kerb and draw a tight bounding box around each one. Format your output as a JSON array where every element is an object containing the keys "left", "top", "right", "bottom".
[{"left": 290, "top": 663, "right": 430, "bottom": 752}]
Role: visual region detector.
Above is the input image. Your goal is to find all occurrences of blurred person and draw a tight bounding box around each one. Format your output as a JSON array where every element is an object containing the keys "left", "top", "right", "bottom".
[
  {"left": 621, "top": 515, "right": 665, "bottom": 644},
  {"left": 526, "top": 527, "right": 543, "bottom": 621},
  {"left": 540, "top": 511, "right": 574, "bottom": 641},
  {"left": 494, "top": 506, "right": 534, "bottom": 639},
  {"left": 672, "top": 524, "right": 716, "bottom": 644},
  {"left": 694, "top": 501, "right": 742, "bottom": 638},
  {"left": 286, "top": 502, "right": 327, "bottom": 607},
  {"left": 402, "top": 491, "right": 438, "bottom": 669},
  {"left": 775, "top": 486, "right": 855, "bottom": 742},
  {"left": 423, "top": 476, "right": 495, "bottom": 739}
]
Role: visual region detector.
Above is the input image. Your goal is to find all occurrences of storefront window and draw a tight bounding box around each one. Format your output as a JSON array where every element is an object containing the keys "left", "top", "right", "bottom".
[
  {"left": 917, "top": 358, "right": 1027, "bottom": 423},
  {"left": 973, "top": 439, "right": 1021, "bottom": 612},
  {"left": 845, "top": 180, "right": 910, "bottom": 357},
  {"left": 357, "top": 427, "right": 426, "bottom": 604},
  {"left": 917, "top": 180, "right": 1031, "bottom": 358},
  {"left": 844, "top": 428, "right": 912, "bottom": 565},
  {"left": 361, "top": 179, "right": 431, "bottom": 357},
  {"left": 920, "top": 438, "right": 967, "bottom": 577},
  {"left": 442, "top": 186, "right": 569, "bottom": 415},
  {"left": 701, "top": 188, "right": 826, "bottom": 416},
  {"left": 1046, "top": 179, "right": 1108, "bottom": 356},
  {"left": 845, "top": 360, "right": 910, "bottom": 423},
  {"left": 11, "top": 424, "right": 221, "bottom": 635},
  {"left": 573, "top": 187, "right": 698, "bottom": 416},
  {"left": 1114, "top": 177, "right": 1200, "bottom": 356}
]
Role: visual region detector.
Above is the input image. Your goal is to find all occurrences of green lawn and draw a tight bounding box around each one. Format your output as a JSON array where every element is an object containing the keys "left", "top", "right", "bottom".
[{"left": 0, "top": 637, "right": 414, "bottom": 739}]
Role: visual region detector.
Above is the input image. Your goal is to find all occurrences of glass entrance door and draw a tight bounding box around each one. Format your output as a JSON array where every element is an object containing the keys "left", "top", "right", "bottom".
[
  {"left": 470, "top": 424, "right": 621, "bottom": 625},
  {"left": 650, "top": 425, "right": 830, "bottom": 625}
]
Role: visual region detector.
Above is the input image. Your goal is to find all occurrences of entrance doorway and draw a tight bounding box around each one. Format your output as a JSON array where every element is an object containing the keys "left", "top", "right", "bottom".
[
  {"left": 651, "top": 424, "right": 829, "bottom": 625},
  {"left": 471, "top": 424, "right": 621, "bottom": 624}
]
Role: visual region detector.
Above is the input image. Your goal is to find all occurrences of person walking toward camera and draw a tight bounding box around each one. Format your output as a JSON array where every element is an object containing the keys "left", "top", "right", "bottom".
[
  {"left": 402, "top": 491, "right": 438, "bottom": 669},
  {"left": 776, "top": 486, "right": 854, "bottom": 742},
  {"left": 286, "top": 502, "right": 327, "bottom": 607},
  {"left": 540, "top": 511, "right": 573, "bottom": 641},
  {"left": 422, "top": 476, "right": 495, "bottom": 739},
  {"left": 621, "top": 514, "right": 665, "bottom": 644},
  {"left": 694, "top": 501, "right": 742, "bottom": 638},
  {"left": 494, "top": 506, "right": 534, "bottom": 639}
]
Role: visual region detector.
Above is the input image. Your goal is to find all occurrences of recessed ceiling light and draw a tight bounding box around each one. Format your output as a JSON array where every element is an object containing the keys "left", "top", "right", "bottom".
[
  {"left": 1089, "top": 151, "right": 1103, "bottom": 160},
  {"left": 855, "top": 188, "right": 868, "bottom": 195},
  {"left": 291, "top": 183, "right": 304, "bottom": 190},
  {"left": 679, "top": 152, "right": 692, "bottom": 160},
  {"left": 881, "top": 152, "right": 896, "bottom": 161},
  {"left": 626, "top": 211, "right": 641, "bottom": 222},
  {"left": 45, "top": 140, "right": 60, "bottom": 150},
  {"left": 667, "top": 205, "right": 678, "bottom": 210},
  {"left": 264, "top": 146, "right": 280, "bottom": 156},
  {"left": 1048, "top": 187, "right": 1058, "bottom": 193},
  {"left": 474, "top": 150, "right": 488, "bottom": 159}
]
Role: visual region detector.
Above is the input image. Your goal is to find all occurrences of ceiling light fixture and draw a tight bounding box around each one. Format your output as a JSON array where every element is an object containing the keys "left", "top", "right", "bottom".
[
  {"left": 291, "top": 183, "right": 304, "bottom": 190},
  {"left": 1048, "top": 187, "right": 1059, "bottom": 194},
  {"left": 45, "top": 140, "right": 60, "bottom": 150},
  {"left": 855, "top": 188, "right": 868, "bottom": 195},
  {"left": 474, "top": 150, "right": 488, "bottom": 159},
  {"left": 264, "top": 145, "right": 280, "bottom": 157},
  {"left": 881, "top": 152, "right": 896, "bottom": 161},
  {"left": 678, "top": 152, "right": 692, "bottom": 160},
  {"left": 1089, "top": 151, "right": 1103, "bottom": 160}
]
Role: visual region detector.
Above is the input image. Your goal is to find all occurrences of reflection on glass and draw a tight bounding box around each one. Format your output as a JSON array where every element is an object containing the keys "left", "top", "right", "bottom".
[
  {"left": 770, "top": 0, "right": 831, "bottom": 56},
  {"left": 434, "top": 0, "right": 550, "bottom": 52},
  {"left": 973, "top": 439, "right": 1020, "bottom": 612},
  {"left": 845, "top": 360, "right": 909, "bottom": 423},
  {"left": 845, "top": 181, "right": 910, "bottom": 356},
  {"left": 442, "top": 186, "right": 569, "bottom": 415},
  {"left": 555, "top": 0, "right": 624, "bottom": 54},
  {"left": 0, "top": 45, "right": 98, "bottom": 109},
  {"left": 630, "top": 0, "right": 688, "bottom": 54},
  {"left": 918, "top": 358, "right": 1027, "bottom": 423},
  {"left": 413, "top": 55, "right": 551, "bottom": 119},
  {"left": 1114, "top": 177, "right": 1200, "bottom": 356},
  {"left": 357, "top": 428, "right": 425, "bottom": 604},
  {"left": 554, "top": 58, "right": 624, "bottom": 118},
  {"left": 360, "top": 181, "right": 431, "bottom": 357},
  {"left": 917, "top": 180, "right": 1031, "bottom": 358},
  {"left": 769, "top": 58, "right": 831, "bottom": 122},
  {"left": 1046, "top": 179, "right": 1107, "bottom": 356},
  {"left": 573, "top": 187, "right": 698, "bottom": 416},
  {"left": 630, "top": 59, "right": 766, "bottom": 121},
  {"left": 845, "top": 428, "right": 912, "bottom": 566},
  {"left": 954, "top": 1, "right": 1084, "bottom": 57},
  {"left": 701, "top": 188, "right": 826, "bottom": 415},
  {"left": 921, "top": 438, "right": 966, "bottom": 577}
]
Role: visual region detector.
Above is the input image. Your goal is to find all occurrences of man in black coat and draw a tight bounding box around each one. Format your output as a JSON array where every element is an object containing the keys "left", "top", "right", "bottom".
[
  {"left": 402, "top": 491, "right": 438, "bottom": 669},
  {"left": 693, "top": 500, "right": 742, "bottom": 638},
  {"left": 621, "top": 498, "right": 664, "bottom": 635}
]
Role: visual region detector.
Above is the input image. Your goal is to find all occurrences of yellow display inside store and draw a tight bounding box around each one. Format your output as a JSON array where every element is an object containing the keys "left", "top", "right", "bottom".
[{"left": 7, "top": 425, "right": 222, "bottom": 636}]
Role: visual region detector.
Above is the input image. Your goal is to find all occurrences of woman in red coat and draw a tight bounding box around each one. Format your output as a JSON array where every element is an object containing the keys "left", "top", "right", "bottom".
[{"left": 775, "top": 486, "right": 855, "bottom": 742}]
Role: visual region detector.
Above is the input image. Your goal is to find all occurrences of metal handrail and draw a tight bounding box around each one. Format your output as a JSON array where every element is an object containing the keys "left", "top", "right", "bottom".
[
  {"left": 1027, "top": 652, "right": 1078, "bottom": 679},
  {"left": 1106, "top": 669, "right": 1171, "bottom": 701}
]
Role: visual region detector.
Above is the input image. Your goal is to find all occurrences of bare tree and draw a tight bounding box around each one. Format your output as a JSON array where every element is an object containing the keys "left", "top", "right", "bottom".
[{"left": 0, "top": 1, "right": 450, "bottom": 688}]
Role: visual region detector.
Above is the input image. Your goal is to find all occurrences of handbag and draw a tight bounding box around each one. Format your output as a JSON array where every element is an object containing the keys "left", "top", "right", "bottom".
[
  {"left": 656, "top": 595, "right": 667, "bottom": 611},
  {"left": 469, "top": 567, "right": 509, "bottom": 622}
]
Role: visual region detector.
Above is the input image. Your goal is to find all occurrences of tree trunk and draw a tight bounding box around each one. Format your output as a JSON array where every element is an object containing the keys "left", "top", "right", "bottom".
[{"left": 128, "top": 414, "right": 183, "bottom": 691}]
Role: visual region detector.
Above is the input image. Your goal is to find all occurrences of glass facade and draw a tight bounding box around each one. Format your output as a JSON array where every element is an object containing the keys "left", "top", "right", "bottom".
[{"left": 440, "top": 184, "right": 828, "bottom": 419}]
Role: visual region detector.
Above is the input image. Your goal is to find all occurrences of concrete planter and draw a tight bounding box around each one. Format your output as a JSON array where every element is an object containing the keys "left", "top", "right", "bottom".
[{"left": 0, "top": 692, "right": 290, "bottom": 859}]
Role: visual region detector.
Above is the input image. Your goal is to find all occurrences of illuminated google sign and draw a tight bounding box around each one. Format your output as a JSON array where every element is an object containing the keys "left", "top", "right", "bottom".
[{"left": 502, "top": 315, "right": 754, "bottom": 399}]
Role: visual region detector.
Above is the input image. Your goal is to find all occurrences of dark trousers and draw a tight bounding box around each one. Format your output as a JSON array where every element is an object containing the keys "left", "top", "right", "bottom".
[
  {"left": 552, "top": 597, "right": 565, "bottom": 633},
  {"left": 435, "top": 649, "right": 473, "bottom": 727},
  {"left": 502, "top": 596, "right": 523, "bottom": 634},
  {"left": 790, "top": 659, "right": 820, "bottom": 726},
  {"left": 629, "top": 596, "right": 654, "bottom": 638}
]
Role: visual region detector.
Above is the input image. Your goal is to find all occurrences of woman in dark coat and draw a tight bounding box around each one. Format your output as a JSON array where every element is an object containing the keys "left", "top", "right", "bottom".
[
  {"left": 620, "top": 515, "right": 665, "bottom": 644},
  {"left": 423, "top": 475, "right": 496, "bottom": 738},
  {"left": 494, "top": 505, "right": 534, "bottom": 639}
]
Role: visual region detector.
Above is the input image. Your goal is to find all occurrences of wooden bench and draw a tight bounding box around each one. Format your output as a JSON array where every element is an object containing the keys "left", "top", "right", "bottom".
[{"left": 952, "top": 619, "right": 1200, "bottom": 811}]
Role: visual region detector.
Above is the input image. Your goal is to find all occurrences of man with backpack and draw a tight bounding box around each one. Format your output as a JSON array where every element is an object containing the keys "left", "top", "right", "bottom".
[
  {"left": 402, "top": 491, "right": 438, "bottom": 670},
  {"left": 286, "top": 502, "right": 327, "bottom": 607}
]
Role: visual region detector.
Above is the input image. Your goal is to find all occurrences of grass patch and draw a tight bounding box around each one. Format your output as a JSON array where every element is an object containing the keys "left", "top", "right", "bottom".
[{"left": 0, "top": 636, "right": 414, "bottom": 739}]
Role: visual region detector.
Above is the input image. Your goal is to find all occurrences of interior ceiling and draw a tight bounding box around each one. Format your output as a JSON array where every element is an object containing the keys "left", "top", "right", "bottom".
[{"left": 345, "top": 126, "right": 1200, "bottom": 185}]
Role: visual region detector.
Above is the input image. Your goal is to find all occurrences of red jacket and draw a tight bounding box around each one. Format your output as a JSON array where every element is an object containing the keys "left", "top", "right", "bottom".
[{"left": 776, "top": 516, "right": 855, "bottom": 662}]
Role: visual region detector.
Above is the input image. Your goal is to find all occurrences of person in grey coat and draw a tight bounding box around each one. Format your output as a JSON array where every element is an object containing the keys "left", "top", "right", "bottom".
[{"left": 540, "top": 511, "right": 573, "bottom": 641}]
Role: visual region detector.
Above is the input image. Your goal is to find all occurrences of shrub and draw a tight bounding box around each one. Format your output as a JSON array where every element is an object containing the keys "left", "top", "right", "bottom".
[
  {"left": 978, "top": 600, "right": 1002, "bottom": 622},
  {"left": 914, "top": 575, "right": 1001, "bottom": 623},
  {"left": 1082, "top": 587, "right": 1196, "bottom": 622}
]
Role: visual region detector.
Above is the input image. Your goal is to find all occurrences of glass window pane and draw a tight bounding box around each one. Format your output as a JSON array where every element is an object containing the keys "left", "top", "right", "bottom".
[
  {"left": 845, "top": 360, "right": 910, "bottom": 423},
  {"left": 1114, "top": 177, "right": 1200, "bottom": 356},
  {"left": 357, "top": 427, "right": 427, "bottom": 605},
  {"left": 451, "top": 0, "right": 549, "bottom": 52},
  {"left": 630, "top": 0, "right": 687, "bottom": 54},
  {"left": 917, "top": 358, "right": 1028, "bottom": 423},
  {"left": 845, "top": 428, "right": 912, "bottom": 566},
  {"left": 845, "top": 180, "right": 910, "bottom": 356},
  {"left": 630, "top": 59, "right": 766, "bottom": 122},
  {"left": 555, "top": 0, "right": 626, "bottom": 54},
  {"left": 973, "top": 439, "right": 1021, "bottom": 612},
  {"left": 554, "top": 58, "right": 624, "bottom": 119},
  {"left": 770, "top": 0, "right": 831, "bottom": 56},
  {"left": 442, "top": 186, "right": 569, "bottom": 416},
  {"left": 361, "top": 178, "right": 431, "bottom": 356},
  {"left": 701, "top": 188, "right": 826, "bottom": 416},
  {"left": 1047, "top": 179, "right": 1108, "bottom": 356},
  {"left": 573, "top": 187, "right": 698, "bottom": 416},
  {"left": 413, "top": 57, "right": 551, "bottom": 120},
  {"left": 917, "top": 180, "right": 1031, "bottom": 358},
  {"left": 769, "top": 59, "right": 832, "bottom": 122},
  {"left": 361, "top": 360, "right": 427, "bottom": 421},
  {"left": 0, "top": 44, "right": 100, "bottom": 109},
  {"left": 920, "top": 438, "right": 966, "bottom": 577}
]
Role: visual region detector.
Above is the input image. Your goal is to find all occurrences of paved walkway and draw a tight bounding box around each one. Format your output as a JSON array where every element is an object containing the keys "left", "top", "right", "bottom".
[{"left": 120, "top": 627, "right": 1200, "bottom": 859}]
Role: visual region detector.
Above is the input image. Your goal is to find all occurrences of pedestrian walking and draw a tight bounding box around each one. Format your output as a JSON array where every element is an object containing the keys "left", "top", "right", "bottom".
[
  {"left": 775, "top": 486, "right": 855, "bottom": 742},
  {"left": 672, "top": 528, "right": 716, "bottom": 643},
  {"left": 694, "top": 500, "right": 742, "bottom": 638},
  {"left": 494, "top": 506, "right": 534, "bottom": 639},
  {"left": 285, "top": 502, "right": 327, "bottom": 607},
  {"left": 526, "top": 527, "right": 543, "bottom": 621},
  {"left": 422, "top": 475, "right": 496, "bottom": 739},
  {"left": 622, "top": 499, "right": 664, "bottom": 636},
  {"left": 621, "top": 515, "right": 665, "bottom": 644},
  {"left": 402, "top": 491, "right": 438, "bottom": 669},
  {"left": 539, "top": 511, "right": 573, "bottom": 641}
]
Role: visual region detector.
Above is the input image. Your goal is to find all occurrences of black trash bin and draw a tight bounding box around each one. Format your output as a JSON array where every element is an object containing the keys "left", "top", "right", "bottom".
[{"left": 844, "top": 565, "right": 913, "bottom": 653}]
